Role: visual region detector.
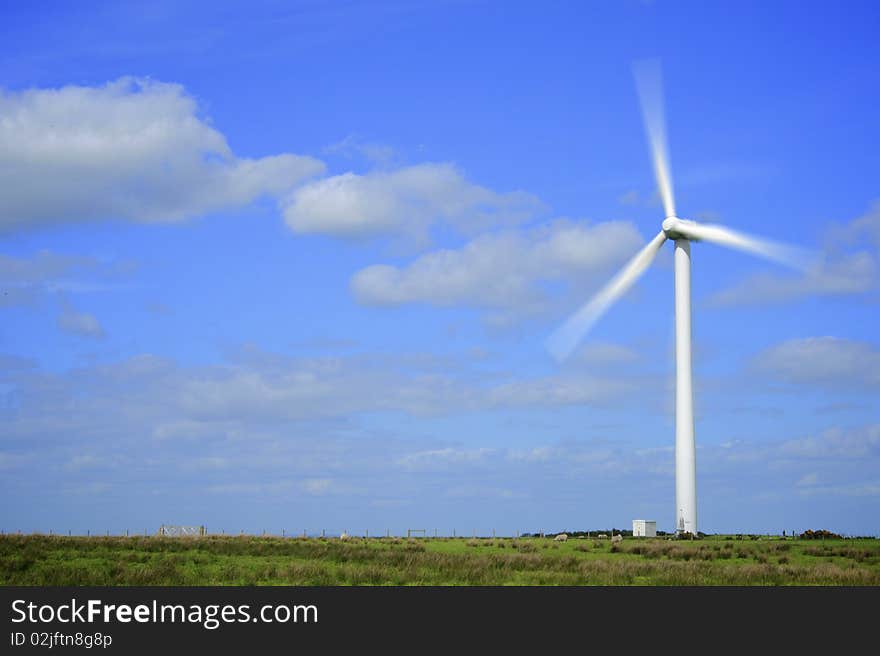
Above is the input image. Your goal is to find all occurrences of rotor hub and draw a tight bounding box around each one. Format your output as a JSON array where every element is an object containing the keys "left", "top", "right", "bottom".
[{"left": 662, "top": 216, "right": 682, "bottom": 238}]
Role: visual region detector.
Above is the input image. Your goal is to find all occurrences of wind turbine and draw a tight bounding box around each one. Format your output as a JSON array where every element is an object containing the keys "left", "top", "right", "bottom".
[{"left": 546, "top": 60, "right": 808, "bottom": 535}]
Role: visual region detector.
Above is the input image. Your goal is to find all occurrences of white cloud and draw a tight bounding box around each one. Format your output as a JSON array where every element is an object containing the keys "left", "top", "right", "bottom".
[
  {"left": 323, "top": 134, "right": 395, "bottom": 166},
  {"left": 63, "top": 454, "right": 122, "bottom": 471},
  {"left": 0, "top": 251, "right": 95, "bottom": 284},
  {"left": 796, "top": 473, "right": 819, "bottom": 487},
  {"left": 754, "top": 336, "right": 880, "bottom": 387},
  {"left": 829, "top": 199, "right": 880, "bottom": 248},
  {"left": 444, "top": 485, "right": 525, "bottom": 500},
  {"left": 152, "top": 419, "right": 236, "bottom": 441},
  {"left": 0, "top": 347, "right": 638, "bottom": 457},
  {"left": 282, "top": 162, "right": 545, "bottom": 241},
  {"left": 778, "top": 425, "right": 880, "bottom": 459},
  {"left": 395, "top": 447, "right": 494, "bottom": 470},
  {"left": 350, "top": 219, "right": 644, "bottom": 321},
  {"left": 617, "top": 189, "right": 641, "bottom": 206},
  {"left": 487, "top": 375, "right": 635, "bottom": 407},
  {"left": 0, "top": 78, "right": 324, "bottom": 230},
  {"left": 708, "top": 251, "right": 876, "bottom": 306},
  {"left": 301, "top": 478, "right": 334, "bottom": 495},
  {"left": 796, "top": 481, "right": 880, "bottom": 498},
  {"left": 1, "top": 250, "right": 133, "bottom": 309},
  {"left": 57, "top": 299, "right": 105, "bottom": 338},
  {"left": 709, "top": 202, "right": 880, "bottom": 306}
]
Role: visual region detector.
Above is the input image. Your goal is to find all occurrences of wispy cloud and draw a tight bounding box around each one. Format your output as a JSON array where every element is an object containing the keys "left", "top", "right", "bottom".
[
  {"left": 753, "top": 336, "right": 880, "bottom": 388},
  {"left": 57, "top": 298, "right": 105, "bottom": 339},
  {"left": 395, "top": 447, "right": 494, "bottom": 470},
  {"left": 709, "top": 202, "right": 880, "bottom": 306},
  {"left": 323, "top": 134, "right": 396, "bottom": 167},
  {"left": 574, "top": 341, "right": 640, "bottom": 366},
  {"left": 1, "top": 250, "right": 137, "bottom": 321}
]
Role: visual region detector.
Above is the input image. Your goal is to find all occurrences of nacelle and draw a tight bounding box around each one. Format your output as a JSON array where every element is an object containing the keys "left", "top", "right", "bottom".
[{"left": 662, "top": 217, "right": 699, "bottom": 241}]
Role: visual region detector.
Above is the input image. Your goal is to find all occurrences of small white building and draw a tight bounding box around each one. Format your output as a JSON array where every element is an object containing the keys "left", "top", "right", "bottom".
[{"left": 632, "top": 519, "right": 657, "bottom": 537}]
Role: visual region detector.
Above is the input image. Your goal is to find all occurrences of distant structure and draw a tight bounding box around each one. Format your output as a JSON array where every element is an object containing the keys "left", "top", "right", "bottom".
[
  {"left": 158, "top": 525, "right": 205, "bottom": 537},
  {"left": 632, "top": 520, "right": 657, "bottom": 538}
]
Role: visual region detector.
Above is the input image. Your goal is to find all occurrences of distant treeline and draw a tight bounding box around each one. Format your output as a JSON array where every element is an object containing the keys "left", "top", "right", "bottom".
[{"left": 523, "top": 529, "right": 874, "bottom": 540}]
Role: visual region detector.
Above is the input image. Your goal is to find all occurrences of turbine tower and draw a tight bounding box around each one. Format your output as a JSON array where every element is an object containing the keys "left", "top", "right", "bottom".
[{"left": 546, "top": 60, "right": 808, "bottom": 535}]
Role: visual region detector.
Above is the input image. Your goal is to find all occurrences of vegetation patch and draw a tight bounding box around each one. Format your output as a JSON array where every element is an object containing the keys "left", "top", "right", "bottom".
[{"left": 1, "top": 534, "right": 878, "bottom": 586}]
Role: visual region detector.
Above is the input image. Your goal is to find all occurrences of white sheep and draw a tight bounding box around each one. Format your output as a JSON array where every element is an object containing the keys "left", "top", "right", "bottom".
[
  {"left": 340, "top": 532, "right": 350, "bottom": 541},
  {"left": 611, "top": 534, "right": 623, "bottom": 544},
  {"left": 554, "top": 533, "right": 568, "bottom": 542}
]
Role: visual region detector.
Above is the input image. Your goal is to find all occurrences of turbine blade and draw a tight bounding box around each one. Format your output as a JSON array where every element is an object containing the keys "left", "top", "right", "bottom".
[
  {"left": 672, "top": 221, "right": 812, "bottom": 270},
  {"left": 633, "top": 59, "right": 676, "bottom": 218},
  {"left": 546, "top": 231, "right": 668, "bottom": 361}
]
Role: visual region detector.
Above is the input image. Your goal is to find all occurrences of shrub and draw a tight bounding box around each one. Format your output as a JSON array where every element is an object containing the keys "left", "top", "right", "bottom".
[{"left": 800, "top": 529, "right": 843, "bottom": 540}]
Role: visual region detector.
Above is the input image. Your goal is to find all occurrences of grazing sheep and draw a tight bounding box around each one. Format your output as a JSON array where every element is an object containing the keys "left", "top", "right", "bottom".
[
  {"left": 340, "top": 532, "right": 350, "bottom": 541},
  {"left": 554, "top": 533, "right": 568, "bottom": 542},
  {"left": 611, "top": 534, "right": 623, "bottom": 544},
  {"left": 598, "top": 534, "right": 608, "bottom": 539}
]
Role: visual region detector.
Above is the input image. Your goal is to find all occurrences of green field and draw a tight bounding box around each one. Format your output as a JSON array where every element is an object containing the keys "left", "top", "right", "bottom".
[{"left": 2, "top": 534, "right": 879, "bottom": 585}]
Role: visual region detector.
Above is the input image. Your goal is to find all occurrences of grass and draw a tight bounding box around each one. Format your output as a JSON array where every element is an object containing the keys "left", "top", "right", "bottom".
[{"left": 1, "top": 534, "right": 878, "bottom": 586}]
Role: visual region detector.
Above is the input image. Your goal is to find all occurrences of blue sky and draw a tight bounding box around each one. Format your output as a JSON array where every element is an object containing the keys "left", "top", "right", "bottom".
[{"left": 1, "top": 0, "right": 878, "bottom": 536}]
